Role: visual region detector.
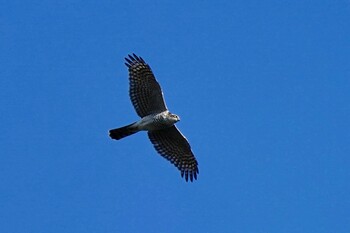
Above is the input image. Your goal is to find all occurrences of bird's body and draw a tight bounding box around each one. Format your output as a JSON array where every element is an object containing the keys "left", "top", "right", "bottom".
[
  {"left": 109, "top": 54, "right": 199, "bottom": 182},
  {"left": 135, "top": 111, "right": 180, "bottom": 131},
  {"left": 109, "top": 111, "right": 179, "bottom": 139}
]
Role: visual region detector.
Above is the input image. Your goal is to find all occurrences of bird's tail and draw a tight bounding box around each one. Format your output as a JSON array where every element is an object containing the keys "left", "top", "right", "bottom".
[{"left": 109, "top": 122, "right": 139, "bottom": 140}]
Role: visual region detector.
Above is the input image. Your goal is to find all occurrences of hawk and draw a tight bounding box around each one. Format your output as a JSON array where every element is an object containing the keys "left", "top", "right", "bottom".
[{"left": 109, "top": 54, "right": 199, "bottom": 182}]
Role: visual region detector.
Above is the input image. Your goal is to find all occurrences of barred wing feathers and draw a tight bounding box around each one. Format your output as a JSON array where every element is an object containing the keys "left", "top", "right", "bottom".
[
  {"left": 148, "top": 126, "right": 199, "bottom": 182},
  {"left": 125, "top": 54, "right": 168, "bottom": 117}
]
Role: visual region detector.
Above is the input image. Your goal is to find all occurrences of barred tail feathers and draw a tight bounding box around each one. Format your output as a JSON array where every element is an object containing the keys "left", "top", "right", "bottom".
[{"left": 109, "top": 122, "right": 138, "bottom": 140}]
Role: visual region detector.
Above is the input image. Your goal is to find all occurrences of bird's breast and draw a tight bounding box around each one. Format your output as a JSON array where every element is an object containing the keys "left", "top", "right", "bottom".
[{"left": 136, "top": 113, "right": 175, "bottom": 131}]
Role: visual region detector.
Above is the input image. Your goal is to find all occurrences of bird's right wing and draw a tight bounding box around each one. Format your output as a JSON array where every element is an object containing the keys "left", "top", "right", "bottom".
[
  {"left": 125, "top": 54, "right": 168, "bottom": 117},
  {"left": 148, "top": 126, "right": 199, "bottom": 182}
]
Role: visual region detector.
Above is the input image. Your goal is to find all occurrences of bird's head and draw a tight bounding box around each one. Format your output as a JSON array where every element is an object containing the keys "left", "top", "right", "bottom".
[{"left": 169, "top": 113, "right": 180, "bottom": 123}]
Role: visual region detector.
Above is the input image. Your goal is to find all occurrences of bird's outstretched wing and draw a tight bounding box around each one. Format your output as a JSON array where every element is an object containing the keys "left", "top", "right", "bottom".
[
  {"left": 148, "top": 126, "right": 199, "bottom": 182},
  {"left": 125, "top": 54, "right": 168, "bottom": 117}
]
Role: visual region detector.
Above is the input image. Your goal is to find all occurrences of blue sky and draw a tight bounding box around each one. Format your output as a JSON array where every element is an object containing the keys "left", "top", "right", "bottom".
[{"left": 1, "top": 1, "right": 350, "bottom": 232}]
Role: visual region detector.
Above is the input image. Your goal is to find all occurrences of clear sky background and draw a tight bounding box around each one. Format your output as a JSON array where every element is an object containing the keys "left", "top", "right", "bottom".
[{"left": 1, "top": 1, "right": 350, "bottom": 232}]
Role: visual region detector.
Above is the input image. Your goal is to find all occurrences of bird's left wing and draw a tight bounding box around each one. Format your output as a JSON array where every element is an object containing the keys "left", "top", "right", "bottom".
[
  {"left": 148, "top": 126, "right": 199, "bottom": 182},
  {"left": 125, "top": 54, "right": 168, "bottom": 117}
]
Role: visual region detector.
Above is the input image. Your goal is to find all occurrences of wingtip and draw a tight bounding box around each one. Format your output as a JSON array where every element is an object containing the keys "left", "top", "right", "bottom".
[
  {"left": 129, "top": 54, "right": 136, "bottom": 61},
  {"left": 180, "top": 167, "right": 199, "bottom": 182},
  {"left": 124, "top": 53, "right": 146, "bottom": 67},
  {"left": 181, "top": 170, "right": 198, "bottom": 182}
]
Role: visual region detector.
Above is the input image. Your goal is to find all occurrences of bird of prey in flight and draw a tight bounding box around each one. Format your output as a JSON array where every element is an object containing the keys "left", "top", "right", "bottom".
[{"left": 109, "top": 54, "right": 199, "bottom": 182}]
